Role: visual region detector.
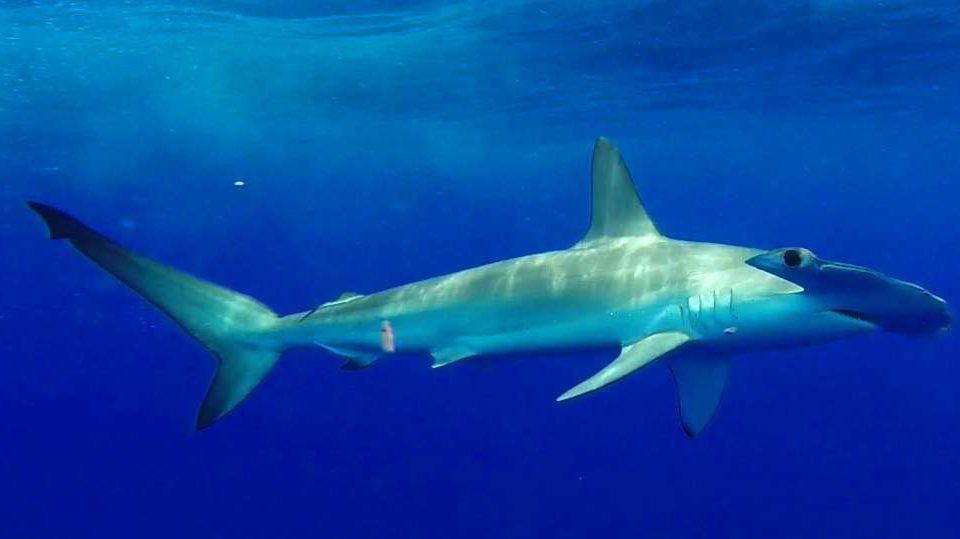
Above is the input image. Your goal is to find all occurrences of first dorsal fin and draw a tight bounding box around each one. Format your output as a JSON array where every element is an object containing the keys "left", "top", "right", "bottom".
[{"left": 577, "top": 137, "right": 661, "bottom": 245}]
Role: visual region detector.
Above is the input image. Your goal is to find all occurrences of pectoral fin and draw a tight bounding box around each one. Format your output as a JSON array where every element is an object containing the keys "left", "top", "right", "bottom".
[
  {"left": 668, "top": 355, "right": 731, "bottom": 437},
  {"left": 556, "top": 332, "right": 690, "bottom": 401}
]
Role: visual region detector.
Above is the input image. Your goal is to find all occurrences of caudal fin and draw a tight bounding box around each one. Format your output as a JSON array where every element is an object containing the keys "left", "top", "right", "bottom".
[{"left": 28, "top": 201, "right": 281, "bottom": 430}]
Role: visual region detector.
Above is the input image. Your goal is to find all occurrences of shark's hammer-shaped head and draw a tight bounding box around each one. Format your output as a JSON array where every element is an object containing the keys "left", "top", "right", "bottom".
[{"left": 747, "top": 247, "right": 951, "bottom": 336}]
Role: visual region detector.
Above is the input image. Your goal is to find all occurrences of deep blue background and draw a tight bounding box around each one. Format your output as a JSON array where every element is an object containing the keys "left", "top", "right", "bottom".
[{"left": 2, "top": 1, "right": 959, "bottom": 537}]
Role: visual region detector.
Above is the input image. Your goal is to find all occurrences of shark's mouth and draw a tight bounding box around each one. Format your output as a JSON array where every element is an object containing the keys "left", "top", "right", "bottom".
[{"left": 828, "top": 309, "right": 877, "bottom": 326}]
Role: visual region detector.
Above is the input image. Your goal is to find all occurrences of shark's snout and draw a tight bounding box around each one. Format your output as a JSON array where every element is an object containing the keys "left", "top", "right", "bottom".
[
  {"left": 747, "top": 248, "right": 952, "bottom": 337},
  {"left": 882, "top": 286, "right": 952, "bottom": 336},
  {"left": 920, "top": 291, "right": 951, "bottom": 336}
]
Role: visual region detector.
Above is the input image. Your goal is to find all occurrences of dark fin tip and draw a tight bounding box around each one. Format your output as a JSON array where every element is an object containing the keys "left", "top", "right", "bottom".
[
  {"left": 195, "top": 412, "right": 218, "bottom": 432},
  {"left": 340, "top": 360, "right": 370, "bottom": 371},
  {"left": 27, "top": 201, "right": 88, "bottom": 240}
]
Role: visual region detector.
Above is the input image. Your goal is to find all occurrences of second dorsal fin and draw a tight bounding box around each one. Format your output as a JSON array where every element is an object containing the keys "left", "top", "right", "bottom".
[
  {"left": 577, "top": 137, "right": 661, "bottom": 246},
  {"left": 299, "top": 291, "right": 364, "bottom": 321}
]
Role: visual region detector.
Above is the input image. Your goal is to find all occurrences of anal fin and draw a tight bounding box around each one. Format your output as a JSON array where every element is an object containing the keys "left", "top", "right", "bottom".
[
  {"left": 319, "top": 344, "right": 378, "bottom": 370},
  {"left": 340, "top": 359, "right": 374, "bottom": 371},
  {"left": 557, "top": 332, "right": 690, "bottom": 401}
]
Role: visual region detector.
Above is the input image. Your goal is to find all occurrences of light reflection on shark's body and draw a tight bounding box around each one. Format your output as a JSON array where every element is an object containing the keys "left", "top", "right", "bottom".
[{"left": 29, "top": 138, "right": 950, "bottom": 436}]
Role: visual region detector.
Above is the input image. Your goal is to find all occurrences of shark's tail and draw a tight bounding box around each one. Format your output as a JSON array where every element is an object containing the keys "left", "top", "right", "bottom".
[{"left": 28, "top": 202, "right": 282, "bottom": 430}]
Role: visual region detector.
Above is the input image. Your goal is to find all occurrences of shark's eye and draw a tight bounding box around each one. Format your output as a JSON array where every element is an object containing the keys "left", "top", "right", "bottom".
[{"left": 783, "top": 249, "right": 803, "bottom": 268}]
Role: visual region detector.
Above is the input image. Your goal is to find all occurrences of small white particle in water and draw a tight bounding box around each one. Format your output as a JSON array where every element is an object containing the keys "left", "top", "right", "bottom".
[
  {"left": 233, "top": 179, "right": 245, "bottom": 187},
  {"left": 724, "top": 326, "right": 737, "bottom": 335}
]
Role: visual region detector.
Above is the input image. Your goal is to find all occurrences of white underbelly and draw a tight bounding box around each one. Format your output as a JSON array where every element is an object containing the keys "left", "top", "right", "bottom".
[{"left": 452, "top": 305, "right": 680, "bottom": 354}]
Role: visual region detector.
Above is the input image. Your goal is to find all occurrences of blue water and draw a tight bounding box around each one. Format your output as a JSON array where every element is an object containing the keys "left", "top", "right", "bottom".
[{"left": 2, "top": 1, "right": 959, "bottom": 537}]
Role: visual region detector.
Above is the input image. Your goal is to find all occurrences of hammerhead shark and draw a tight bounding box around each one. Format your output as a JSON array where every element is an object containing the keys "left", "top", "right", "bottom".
[{"left": 29, "top": 138, "right": 951, "bottom": 436}]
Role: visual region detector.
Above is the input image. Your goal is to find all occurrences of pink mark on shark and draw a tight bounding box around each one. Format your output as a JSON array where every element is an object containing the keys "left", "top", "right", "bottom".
[{"left": 381, "top": 320, "right": 396, "bottom": 353}]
